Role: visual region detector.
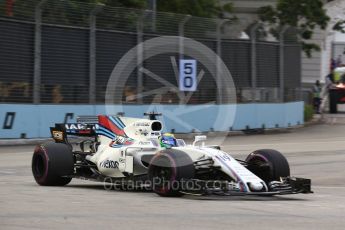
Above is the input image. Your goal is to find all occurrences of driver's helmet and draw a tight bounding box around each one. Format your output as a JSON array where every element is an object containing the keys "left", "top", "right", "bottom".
[{"left": 159, "top": 133, "right": 177, "bottom": 148}]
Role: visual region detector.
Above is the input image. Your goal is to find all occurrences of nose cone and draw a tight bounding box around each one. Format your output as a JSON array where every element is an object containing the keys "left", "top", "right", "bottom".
[{"left": 249, "top": 182, "right": 264, "bottom": 191}]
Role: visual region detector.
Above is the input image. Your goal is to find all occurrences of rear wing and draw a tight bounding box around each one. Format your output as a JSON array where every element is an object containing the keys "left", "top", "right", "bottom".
[
  {"left": 50, "top": 116, "right": 99, "bottom": 143},
  {"left": 76, "top": 116, "right": 99, "bottom": 124}
]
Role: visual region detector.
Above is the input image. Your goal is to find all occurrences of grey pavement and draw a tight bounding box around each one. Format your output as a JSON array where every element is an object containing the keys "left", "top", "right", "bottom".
[{"left": 0, "top": 124, "right": 344, "bottom": 230}]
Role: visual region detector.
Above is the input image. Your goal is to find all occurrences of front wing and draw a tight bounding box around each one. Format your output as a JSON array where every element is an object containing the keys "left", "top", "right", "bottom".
[{"left": 180, "top": 177, "right": 312, "bottom": 197}]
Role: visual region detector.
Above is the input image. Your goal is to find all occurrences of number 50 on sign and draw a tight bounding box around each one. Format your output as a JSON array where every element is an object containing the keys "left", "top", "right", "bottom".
[{"left": 179, "top": 59, "right": 197, "bottom": 92}]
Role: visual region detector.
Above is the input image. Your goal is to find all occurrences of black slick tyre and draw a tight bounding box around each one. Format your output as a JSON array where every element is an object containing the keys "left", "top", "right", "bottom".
[
  {"left": 245, "top": 149, "right": 290, "bottom": 183},
  {"left": 32, "top": 142, "right": 74, "bottom": 186},
  {"left": 148, "top": 149, "right": 195, "bottom": 197}
]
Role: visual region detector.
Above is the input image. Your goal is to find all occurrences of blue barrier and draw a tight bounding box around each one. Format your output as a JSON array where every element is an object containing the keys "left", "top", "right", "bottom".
[{"left": 0, "top": 102, "right": 304, "bottom": 138}]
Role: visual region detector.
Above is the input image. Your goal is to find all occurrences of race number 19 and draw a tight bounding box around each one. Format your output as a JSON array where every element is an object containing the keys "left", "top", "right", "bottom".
[{"left": 179, "top": 59, "right": 197, "bottom": 92}]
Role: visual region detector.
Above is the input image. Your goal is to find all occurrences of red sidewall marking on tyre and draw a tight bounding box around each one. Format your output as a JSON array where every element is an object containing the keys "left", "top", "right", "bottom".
[
  {"left": 34, "top": 145, "right": 50, "bottom": 184},
  {"left": 151, "top": 153, "right": 177, "bottom": 195}
]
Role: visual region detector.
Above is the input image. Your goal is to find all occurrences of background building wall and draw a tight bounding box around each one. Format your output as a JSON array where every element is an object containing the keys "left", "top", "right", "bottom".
[
  {"left": 323, "top": 0, "right": 345, "bottom": 81},
  {"left": 223, "top": 0, "right": 343, "bottom": 87}
]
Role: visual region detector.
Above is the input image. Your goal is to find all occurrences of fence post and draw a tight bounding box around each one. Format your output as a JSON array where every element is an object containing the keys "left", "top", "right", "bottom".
[
  {"left": 178, "top": 15, "right": 191, "bottom": 104},
  {"left": 33, "top": 0, "right": 46, "bottom": 104},
  {"left": 89, "top": 4, "right": 103, "bottom": 104},
  {"left": 137, "top": 11, "right": 147, "bottom": 104},
  {"left": 279, "top": 26, "right": 289, "bottom": 103},
  {"left": 178, "top": 15, "right": 191, "bottom": 61},
  {"left": 147, "top": 0, "right": 156, "bottom": 32},
  {"left": 136, "top": 11, "right": 153, "bottom": 104},
  {"left": 216, "top": 19, "right": 229, "bottom": 104},
  {"left": 250, "top": 23, "right": 260, "bottom": 102},
  {"left": 298, "top": 32, "right": 303, "bottom": 102}
]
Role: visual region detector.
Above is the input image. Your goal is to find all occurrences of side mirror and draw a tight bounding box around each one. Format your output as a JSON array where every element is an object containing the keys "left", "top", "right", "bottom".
[{"left": 193, "top": 135, "right": 207, "bottom": 146}]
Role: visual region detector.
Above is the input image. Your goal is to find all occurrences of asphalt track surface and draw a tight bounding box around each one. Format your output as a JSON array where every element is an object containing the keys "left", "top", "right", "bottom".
[{"left": 0, "top": 124, "right": 345, "bottom": 230}]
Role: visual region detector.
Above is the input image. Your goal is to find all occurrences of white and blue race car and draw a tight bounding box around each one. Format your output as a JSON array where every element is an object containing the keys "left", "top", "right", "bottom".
[{"left": 32, "top": 115, "right": 312, "bottom": 197}]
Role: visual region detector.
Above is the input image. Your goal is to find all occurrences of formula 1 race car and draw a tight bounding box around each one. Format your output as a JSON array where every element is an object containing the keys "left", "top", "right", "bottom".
[{"left": 32, "top": 115, "right": 312, "bottom": 197}]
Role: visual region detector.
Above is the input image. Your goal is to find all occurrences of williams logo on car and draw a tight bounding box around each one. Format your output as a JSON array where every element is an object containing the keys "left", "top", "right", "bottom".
[
  {"left": 65, "top": 124, "right": 87, "bottom": 130},
  {"left": 99, "top": 160, "right": 119, "bottom": 169}
]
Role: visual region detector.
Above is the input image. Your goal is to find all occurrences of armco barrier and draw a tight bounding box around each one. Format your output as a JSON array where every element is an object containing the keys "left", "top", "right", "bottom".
[{"left": 0, "top": 102, "right": 304, "bottom": 138}]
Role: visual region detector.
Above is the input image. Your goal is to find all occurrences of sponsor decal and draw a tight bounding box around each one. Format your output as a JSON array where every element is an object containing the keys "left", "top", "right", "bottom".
[
  {"left": 113, "top": 136, "right": 127, "bottom": 144},
  {"left": 99, "top": 160, "right": 119, "bottom": 169},
  {"left": 65, "top": 123, "right": 94, "bottom": 130},
  {"left": 138, "top": 141, "right": 151, "bottom": 145},
  {"left": 110, "top": 136, "right": 133, "bottom": 147},
  {"left": 135, "top": 129, "right": 149, "bottom": 136},
  {"left": 78, "top": 130, "right": 91, "bottom": 134},
  {"left": 218, "top": 153, "right": 231, "bottom": 162},
  {"left": 135, "top": 122, "right": 150, "bottom": 127},
  {"left": 52, "top": 131, "right": 64, "bottom": 141},
  {"left": 65, "top": 124, "right": 83, "bottom": 130}
]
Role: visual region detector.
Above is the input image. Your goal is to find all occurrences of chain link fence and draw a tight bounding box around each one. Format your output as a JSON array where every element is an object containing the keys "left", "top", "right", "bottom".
[{"left": 0, "top": 0, "right": 302, "bottom": 105}]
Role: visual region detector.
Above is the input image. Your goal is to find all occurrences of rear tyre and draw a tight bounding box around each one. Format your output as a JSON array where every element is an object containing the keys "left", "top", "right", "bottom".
[
  {"left": 245, "top": 149, "right": 290, "bottom": 183},
  {"left": 32, "top": 142, "right": 74, "bottom": 186},
  {"left": 148, "top": 149, "right": 195, "bottom": 197}
]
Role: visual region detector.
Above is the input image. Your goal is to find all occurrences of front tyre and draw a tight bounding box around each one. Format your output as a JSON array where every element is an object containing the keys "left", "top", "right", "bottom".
[
  {"left": 32, "top": 142, "right": 74, "bottom": 186},
  {"left": 148, "top": 149, "right": 195, "bottom": 197},
  {"left": 245, "top": 149, "right": 290, "bottom": 183}
]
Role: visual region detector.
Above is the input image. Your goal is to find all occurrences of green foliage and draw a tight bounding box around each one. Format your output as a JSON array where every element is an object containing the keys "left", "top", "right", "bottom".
[
  {"left": 157, "top": 0, "right": 232, "bottom": 18},
  {"left": 3, "top": 0, "right": 233, "bottom": 22},
  {"left": 258, "top": 0, "right": 330, "bottom": 57},
  {"left": 71, "top": 0, "right": 146, "bottom": 8},
  {"left": 302, "top": 42, "right": 321, "bottom": 58},
  {"left": 73, "top": 0, "right": 232, "bottom": 18},
  {"left": 257, "top": 6, "right": 277, "bottom": 24},
  {"left": 0, "top": 0, "right": 40, "bottom": 19},
  {"left": 2, "top": 0, "right": 233, "bottom": 33},
  {"left": 304, "top": 104, "right": 314, "bottom": 122},
  {"left": 4, "top": 0, "right": 146, "bottom": 28},
  {"left": 99, "top": 0, "right": 146, "bottom": 8},
  {"left": 333, "top": 20, "right": 345, "bottom": 33}
]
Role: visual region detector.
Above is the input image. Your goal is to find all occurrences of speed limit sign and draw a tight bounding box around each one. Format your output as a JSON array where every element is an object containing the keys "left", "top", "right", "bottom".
[{"left": 179, "top": 59, "right": 197, "bottom": 91}]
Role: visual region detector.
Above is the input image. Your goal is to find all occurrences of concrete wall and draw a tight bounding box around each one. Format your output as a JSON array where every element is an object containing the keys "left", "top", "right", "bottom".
[{"left": 0, "top": 102, "right": 304, "bottom": 138}]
